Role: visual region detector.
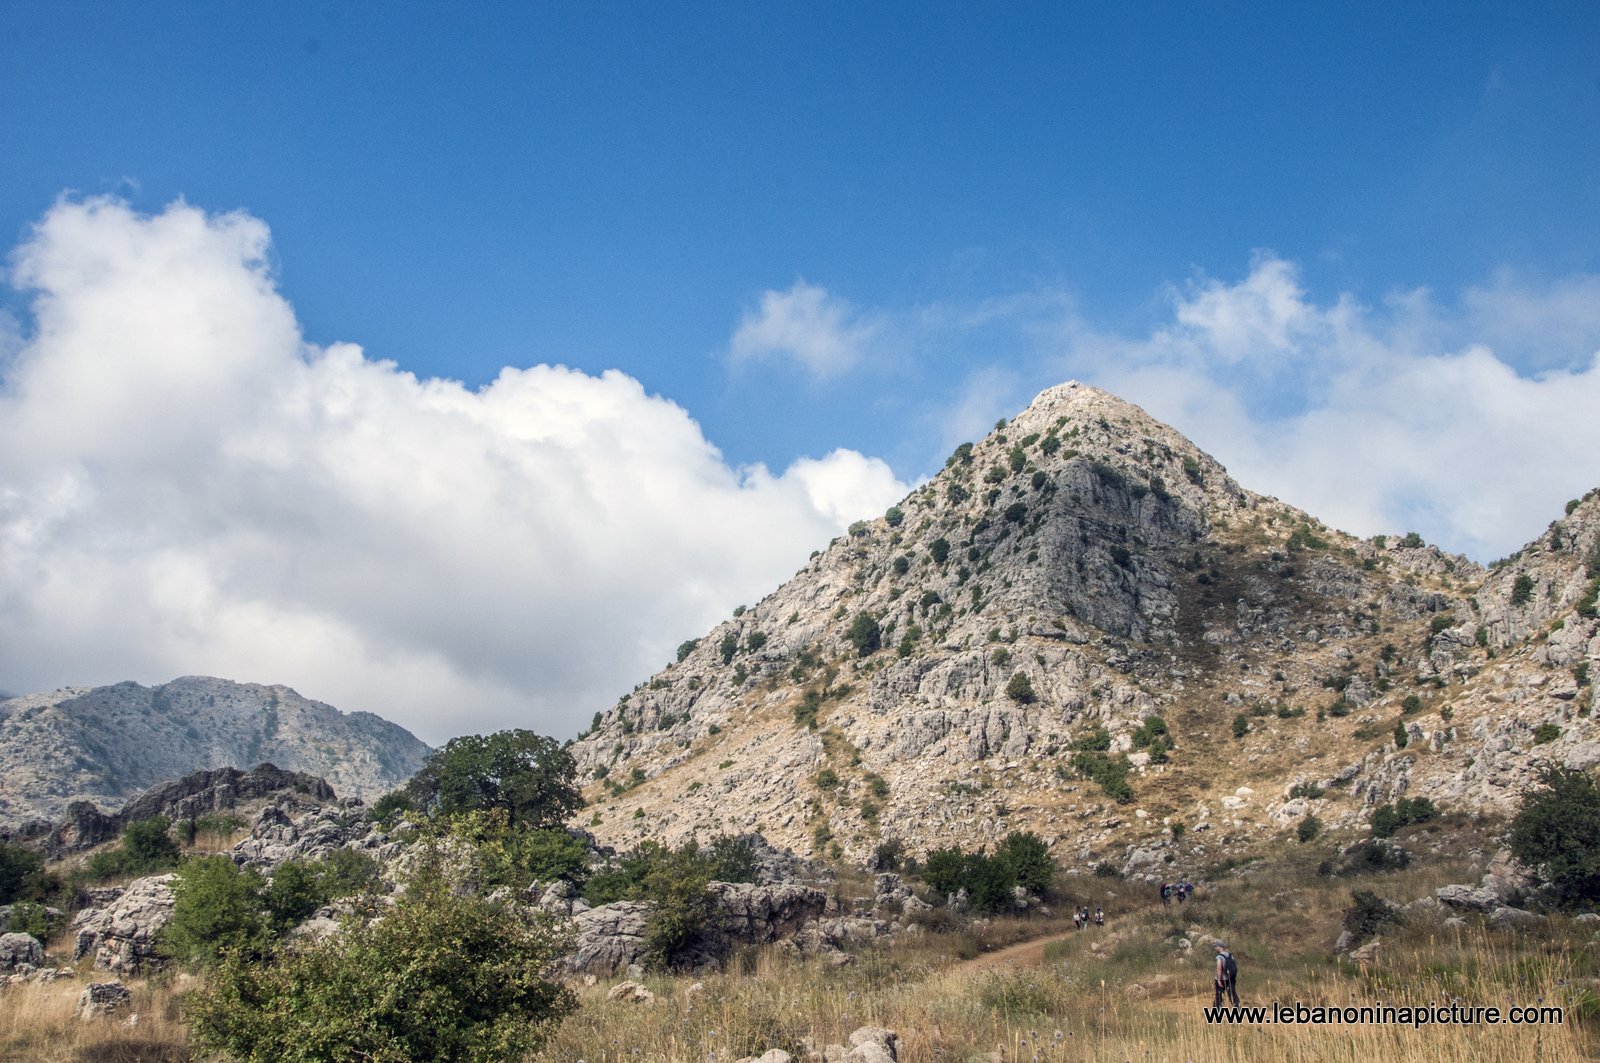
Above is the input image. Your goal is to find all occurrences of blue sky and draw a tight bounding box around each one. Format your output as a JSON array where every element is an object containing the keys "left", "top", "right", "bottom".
[{"left": 2, "top": 3, "right": 1598, "bottom": 739}]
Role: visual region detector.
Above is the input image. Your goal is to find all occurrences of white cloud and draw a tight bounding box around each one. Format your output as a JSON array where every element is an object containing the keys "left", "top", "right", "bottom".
[
  {"left": 0, "top": 198, "right": 909, "bottom": 743},
  {"left": 727, "top": 281, "right": 877, "bottom": 378},
  {"left": 1048, "top": 257, "right": 1600, "bottom": 561}
]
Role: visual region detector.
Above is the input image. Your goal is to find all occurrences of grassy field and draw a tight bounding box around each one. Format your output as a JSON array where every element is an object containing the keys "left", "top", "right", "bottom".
[{"left": 4, "top": 820, "right": 1595, "bottom": 1062}]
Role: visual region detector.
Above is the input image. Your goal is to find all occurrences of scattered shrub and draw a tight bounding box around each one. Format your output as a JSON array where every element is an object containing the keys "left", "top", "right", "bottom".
[
  {"left": 186, "top": 865, "right": 575, "bottom": 1062},
  {"left": 1533, "top": 723, "right": 1562, "bottom": 745},
  {"left": 1297, "top": 813, "right": 1322, "bottom": 844},
  {"left": 1509, "top": 766, "right": 1600, "bottom": 908},
  {"left": 847, "top": 613, "right": 882, "bottom": 657},
  {"left": 1005, "top": 672, "right": 1036, "bottom": 704},
  {"left": 1370, "top": 797, "right": 1436, "bottom": 838},
  {"left": 1341, "top": 888, "right": 1401, "bottom": 942},
  {"left": 1511, "top": 574, "right": 1535, "bottom": 606}
]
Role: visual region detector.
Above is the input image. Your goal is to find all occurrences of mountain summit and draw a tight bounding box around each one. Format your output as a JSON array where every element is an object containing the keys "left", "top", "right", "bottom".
[
  {"left": 0, "top": 676, "right": 431, "bottom": 825},
  {"left": 571, "top": 382, "right": 1599, "bottom": 871}
]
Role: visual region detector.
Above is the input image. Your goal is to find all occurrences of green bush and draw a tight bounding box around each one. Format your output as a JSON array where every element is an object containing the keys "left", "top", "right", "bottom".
[
  {"left": 1342, "top": 889, "right": 1401, "bottom": 942},
  {"left": 930, "top": 538, "right": 951, "bottom": 565},
  {"left": 0, "top": 841, "right": 46, "bottom": 905},
  {"left": 86, "top": 816, "right": 182, "bottom": 880},
  {"left": 1288, "top": 782, "right": 1324, "bottom": 800},
  {"left": 1401, "top": 694, "right": 1422, "bottom": 714},
  {"left": 676, "top": 638, "right": 700, "bottom": 662},
  {"left": 164, "top": 855, "right": 271, "bottom": 968},
  {"left": 1005, "top": 672, "right": 1036, "bottom": 703},
  {"left": 1070, "top": 749, "right": 1133, "bottom": 804},
  {"left": 1370, "top": 797, "right": 1436, "bottom": 838},
  {"left": 1297, "top": 814, "right": 1322, "bottom": 844},
  {"left": 1331, "top": 840, "right": 1410, "bottom": 875},
  {"left": 847, "top": 613, "right": 882, "bottom": 657},
  {"left": 1533, "top": 723, "right": 1562, "bottom": 745},
  {"left": 815, "top": 768, "right": 840, "bottom": 791},
  {"left": 1232, "top": 714, "right": 1249, "bottom": 739},
  {"left": 884, "top": 505, "right": 904, "bottom": 527},
  {"left": 1511, "top": 574, "right": 1535, "bottom": 606},
  {"left": 1393, "top": 721, "right": 1409, "bottom": 749},
  {"left": 186, "top": 868, "right": 575, "bottom": 1062},
  {"left": 1510, "top": 767, "right": 1600, "bottom": 908}
]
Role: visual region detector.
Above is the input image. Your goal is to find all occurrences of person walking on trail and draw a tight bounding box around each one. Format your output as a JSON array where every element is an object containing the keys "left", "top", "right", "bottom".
[
  {"left": 1094, "top": 906, "right": 1104, "bottom": 927},
  {"left": 1213, "top": 942, "right": 1239, "bottom": 1007},
  {"left": 1160, "top": 882, "right": 1171, "bottom": 906}
]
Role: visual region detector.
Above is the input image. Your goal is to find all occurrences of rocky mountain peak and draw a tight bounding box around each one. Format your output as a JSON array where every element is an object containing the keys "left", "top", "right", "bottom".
[
  {"left": 567, "top": 381, "right": 1592, "bottom": 872},
  {"left": 0, "top": 676, "right": 431, "bottom": 827}
]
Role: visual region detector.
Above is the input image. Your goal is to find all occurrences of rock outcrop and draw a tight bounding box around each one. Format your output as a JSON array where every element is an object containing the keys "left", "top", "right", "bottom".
[{"left": 71, "top": 874, "right": 176, "bottom": 974}]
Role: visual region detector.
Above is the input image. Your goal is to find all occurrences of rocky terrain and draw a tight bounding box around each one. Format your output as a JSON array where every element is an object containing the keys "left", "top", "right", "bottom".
[
  {"left": 569, "top": 381, "right": 1600, "bottom": 872},
  {"left": 0, "top": 676, "right": 431, "bottom": 827}
]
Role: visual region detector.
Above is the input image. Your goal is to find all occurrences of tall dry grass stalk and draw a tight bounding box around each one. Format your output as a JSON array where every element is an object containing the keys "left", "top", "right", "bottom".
[{"left": 0, "top": 977, "right": 191, "bottom": 1062}]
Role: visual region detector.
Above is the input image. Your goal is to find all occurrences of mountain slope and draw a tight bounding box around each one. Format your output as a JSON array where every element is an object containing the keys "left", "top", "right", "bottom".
[
  {"left": 0, "top": 675, "right": 431, "bottom": 825},
  {"left": 570, "top": 382, "right": 1598, "bottom": 871}
]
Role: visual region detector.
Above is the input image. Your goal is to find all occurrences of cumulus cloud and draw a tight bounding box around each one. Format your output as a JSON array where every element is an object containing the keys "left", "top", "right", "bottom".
[
  {"left": 727, "top": 280, "right": 877, "bottom": 378},
  {"left": 0, "top": 198, "right": 909, "bottom": 743},
  {"left": 1048, "top": 257, "right": 1600, "bottom": 561}
]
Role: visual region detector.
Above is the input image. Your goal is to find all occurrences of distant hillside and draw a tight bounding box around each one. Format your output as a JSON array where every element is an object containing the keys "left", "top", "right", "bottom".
[
  {"left": 570, "top": 381, "right": 1600, "bottom": 871},
  {"left": 0, "top": 676, "right": 431, "bottom": 826}
]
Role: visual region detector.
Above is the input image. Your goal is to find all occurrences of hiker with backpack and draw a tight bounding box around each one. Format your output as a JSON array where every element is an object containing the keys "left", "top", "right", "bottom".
[
  {"left": 1094, "top": 906, "right": 1104, "bottom": 927},
  {"left": 1213, "top": 942, "right": 1239, "bottom": 1006},
  {"left": 1160, "top": 882, "right": 1171, "bottom": 906}
]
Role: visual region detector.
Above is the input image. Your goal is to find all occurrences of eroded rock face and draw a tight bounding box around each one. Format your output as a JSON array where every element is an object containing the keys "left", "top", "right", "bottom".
[
  {"left": 710, "top": 882, "right": 828, "bottom": 944},
  {"left": 569, "top": 901, "right": 651, "bottom": 974},
  {"left": 71, "top": 874, "right": 176, "bottom": 973}
]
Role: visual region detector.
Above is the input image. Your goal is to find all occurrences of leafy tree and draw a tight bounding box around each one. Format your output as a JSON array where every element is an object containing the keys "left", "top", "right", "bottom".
[
  {"left": 1511, "top": 574, "right": 1535, "bottom": 606},
  {"left": 86, "top": 816, "right": 182, "bottom": 880},
  {"left": 848, "top": 613, "right": 882, "bottom": 657},
  {"left": 676, "top": 638, "right": 700, "bottom": 662},
  {"left": 930, "top": 538, "right": 951, "bottom": 565},
  {"left": 1005, "top": 672, "right": 1036, "bottom": 704},
  {"left": 185, "top": 867, "right": 575, "bottom": 1062},
  {"left": 164, "top": 856, "right": 270, "bottom": 968},
  {"left": 995, "top": 831, "right": 1052, "bottom": 895},
  {"left": 1509, "top": 767, "right": 1600, "bottom": 908},
  {"left": 319, "top": 847, "right": 381, "bottom": 899},
  {"left": 0, "top": 841, "right": 45, "bottom": 905},
  {"left": 263, "top": 861, "right": 329, "bottom": 933},
  {"left": 404, "top": 730, "right": 581, "bottom": 830},
  {"left": 884, "top": 505, "right": 904, "bottom": 527}
]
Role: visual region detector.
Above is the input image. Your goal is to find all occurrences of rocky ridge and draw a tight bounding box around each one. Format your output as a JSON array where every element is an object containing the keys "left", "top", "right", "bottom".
[
  {"left": 0, "top": 676, "right": 431, "bottom": 826},
  {"left": 568, "top": 382, "right": 1599, "bottom": 872}
]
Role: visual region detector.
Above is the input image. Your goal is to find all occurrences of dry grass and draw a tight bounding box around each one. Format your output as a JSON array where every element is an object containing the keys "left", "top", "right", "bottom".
[
  {"left": 7, "top": 833, "right": 1593, "bottom": 1063},
  {"left": 0, "top": 976, "right": 192, "bottom": 1063}
]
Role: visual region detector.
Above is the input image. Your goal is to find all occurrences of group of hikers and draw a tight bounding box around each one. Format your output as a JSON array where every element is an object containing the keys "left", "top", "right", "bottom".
[
  {"left": 1149, "top": 880, "right": 1235, "bottom": 1004},
  {"left": 1070, "top": 905, "right": 1104, "bottom": 930},
  {"left": 1159, "top": 880, "right": 1194, "bottom": 905}
]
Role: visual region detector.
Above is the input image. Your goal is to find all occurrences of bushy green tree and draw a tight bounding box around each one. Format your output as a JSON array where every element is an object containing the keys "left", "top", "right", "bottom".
[
  {"left": 1005, "top": 672, "right": 1036, "bottom": 704},
  {"left": 185, "top": 869, "right": 575, "bottom": 1062},
  {"left": 86, "top": 816, "right": 182, "bottom": 880},
  {"left": 403, "top": 730, "right": 581, "bottom": 830},
  {"left": 164, "top": 856, "right": 270, "bottom": 967},
  {"left": 1509, "top": 767, "right": 1600, "bottom": 908},
  {"left": 847, "top": 613, "right": 882, "bottom": 657},
  {"left": 995, "top": 831, "right": 1052, "bottom": 895},
  {"left": 0, "top": 841, "right": 45, "bottom": 904}
]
